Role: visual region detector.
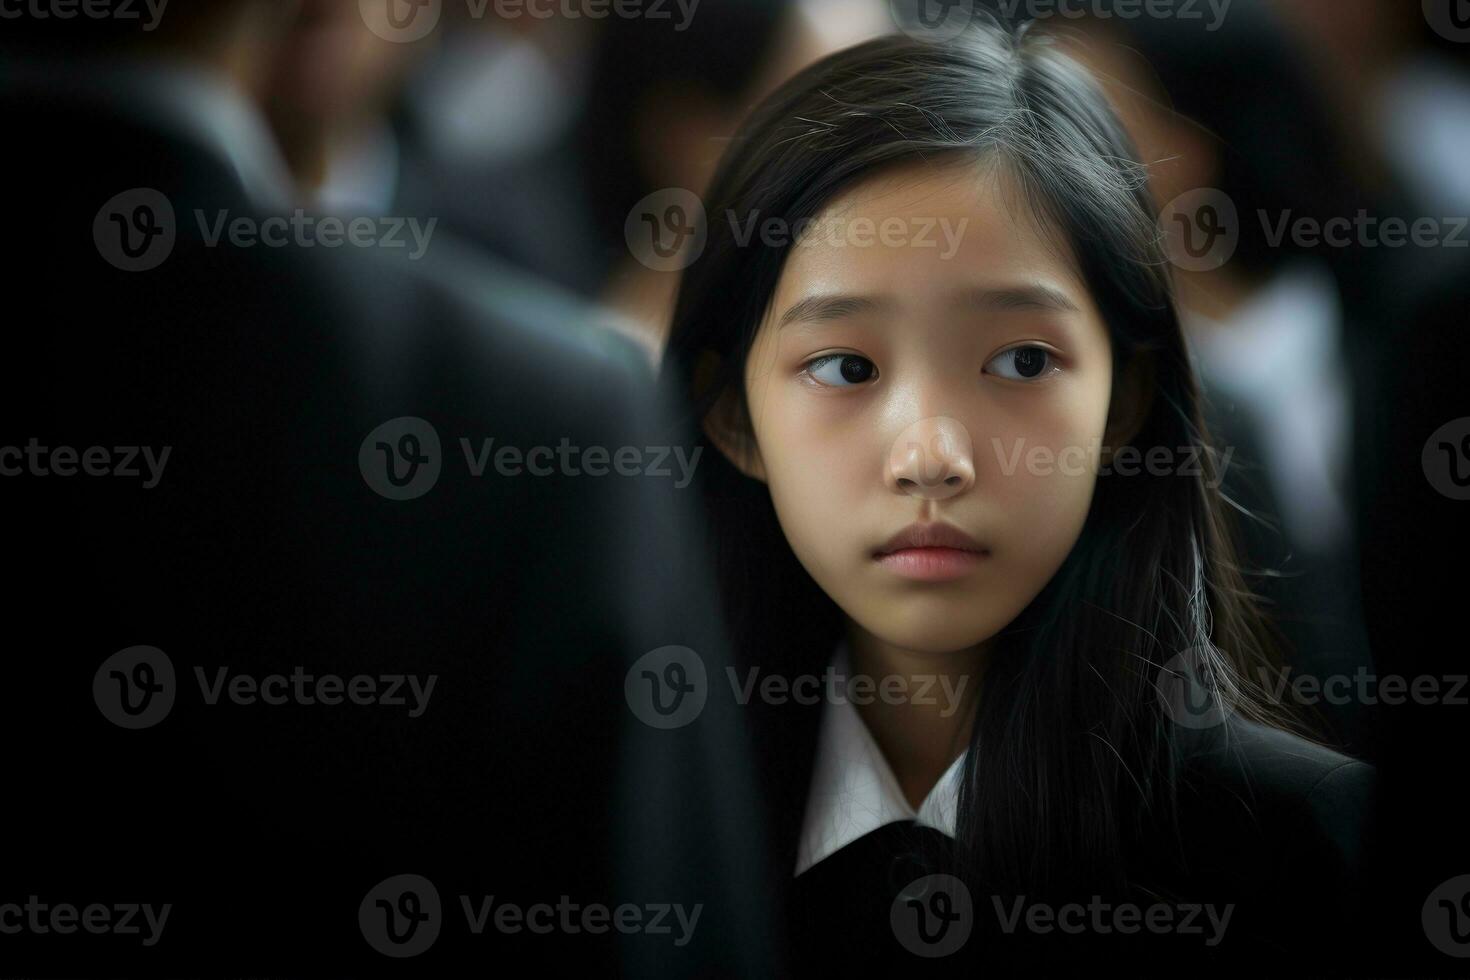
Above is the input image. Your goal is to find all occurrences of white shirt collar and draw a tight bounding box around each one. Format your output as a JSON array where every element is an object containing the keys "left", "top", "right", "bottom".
[{"left": 794, "top": 641, "right": 966, "bottom": 876}]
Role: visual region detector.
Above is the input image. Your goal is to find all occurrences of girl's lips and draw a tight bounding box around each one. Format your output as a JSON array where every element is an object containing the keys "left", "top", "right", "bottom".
[{"left": 874, "top": 546, "right": 987, "bottom": 582}]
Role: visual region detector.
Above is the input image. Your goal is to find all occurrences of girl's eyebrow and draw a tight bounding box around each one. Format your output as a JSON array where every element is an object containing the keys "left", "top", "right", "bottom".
[
  {"left": 956, "top": 283, "right": 1081, "bottom": 314},
  {"left": 777, "top": 283, "right": 1080, "bottom": 330},
  {"left": 776, "top": 294, "right": 892, "bottom": 329}
]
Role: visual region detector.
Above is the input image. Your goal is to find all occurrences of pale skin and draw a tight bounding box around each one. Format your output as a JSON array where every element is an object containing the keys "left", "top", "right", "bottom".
[{"left": 708, "top": 161, "right": 1149, "bottom": 807}]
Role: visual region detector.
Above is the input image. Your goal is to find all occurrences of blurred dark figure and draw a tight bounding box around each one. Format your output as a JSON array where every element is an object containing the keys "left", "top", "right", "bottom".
[
  {"left": 1055, "top": 3, "right": 1470, "bottom": 971},
  {"left": 261, "top": 0, "right": 426, "bottom": 216},
  {"left": 369, "top": 1, "right": 881, "bottom": 352},
  {"left": 393, "top": 11, "right": 610, "bottom": 297},
  {"left": 1055, "top": 0, "right": 1376, "bottom": 757},
  {"left": 575, "top": 0, "right": 833, "bottom": 344},
  {"left": 1270, "top": 0, "right": 1470, "bottom": 216},
  {"left": 0, "top": 3, "right": 771, "bottom": 975},
  {"left": 260, "top": 1, "right": 656, "bottom": 364},
  {"left": 1350, "top": 247, "right": 1470, "bottom": 976}
]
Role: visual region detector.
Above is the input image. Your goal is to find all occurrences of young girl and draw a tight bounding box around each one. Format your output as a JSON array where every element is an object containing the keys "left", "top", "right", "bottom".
[{"left": 657, "top": 16, "right": 1375, "bottom": 975}]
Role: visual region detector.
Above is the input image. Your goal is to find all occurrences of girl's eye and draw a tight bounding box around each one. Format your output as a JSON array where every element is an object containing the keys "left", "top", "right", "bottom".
[
  {"left": 805, "top": 354, "right": 877, "bottom": 387},
  {"left": 985, "top": 345, "right": 1056, "bottom": 381}
]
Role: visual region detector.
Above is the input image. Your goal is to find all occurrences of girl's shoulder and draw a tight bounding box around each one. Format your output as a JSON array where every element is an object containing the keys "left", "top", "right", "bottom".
[
  {"left": 1175, "top": 714, "right": 1375, "bottom": 823},
  {"left": 1163, "top": 715, "right": 1376, "bottom": 902}
]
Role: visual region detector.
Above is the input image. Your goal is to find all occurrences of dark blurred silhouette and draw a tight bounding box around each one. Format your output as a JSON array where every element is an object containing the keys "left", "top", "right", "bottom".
[
  {"left": 1349, "top": 247, "right": 1470, "bottom": 976},
  {"left": 1056, "top": 0, "right": 1376, "bottom": 757},
  {"left": 1270, "top": 0, "right": 1470, "bottom": 214},
  {"left": 259, "top": 0, "right": 662, "bottom": 363},
  {"left": 0, "top": 3, "right": 771, "bottom": 974}
]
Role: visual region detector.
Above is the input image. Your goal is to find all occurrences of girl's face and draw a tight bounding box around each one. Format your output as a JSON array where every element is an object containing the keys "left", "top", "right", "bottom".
[{"left": 723, "top": 163, "right": 1122, "bottom": 654}]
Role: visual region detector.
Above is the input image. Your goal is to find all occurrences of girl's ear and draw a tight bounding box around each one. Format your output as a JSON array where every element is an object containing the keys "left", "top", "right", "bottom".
[
  {"left": 1103, "top": 351, "right": 1156, "bottom": 456},
  {"left": 696, "top": 353, "right": 768, "bottom": 483}
]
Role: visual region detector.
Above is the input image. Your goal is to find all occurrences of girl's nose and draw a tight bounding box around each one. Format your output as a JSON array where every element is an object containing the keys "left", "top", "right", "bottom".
[{"left": 886, "top": 416, "right": 976, "bottom": 500}]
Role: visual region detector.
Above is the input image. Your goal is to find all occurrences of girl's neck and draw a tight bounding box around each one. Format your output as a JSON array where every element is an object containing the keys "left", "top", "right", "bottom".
[{"left": 844, "top": 622, "right": 986, "bottom": 810}]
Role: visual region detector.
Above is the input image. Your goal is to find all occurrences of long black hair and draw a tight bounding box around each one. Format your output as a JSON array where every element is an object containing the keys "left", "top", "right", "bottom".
[{"left": 658, "top": 16, "right": 1318, "bottom": 900}]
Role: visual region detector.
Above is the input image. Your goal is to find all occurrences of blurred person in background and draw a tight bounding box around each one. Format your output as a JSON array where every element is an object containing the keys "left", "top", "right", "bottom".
[
  {"left": 394, "top": 4, "right": 610, "bottom": 296},
  {"left": 262, "top": 0, "right": 428, "bottom": 216},
  {"left": 1263, "top": 2, "right": 1470, "bottom": 583},
  {"left": 1270, "top": 0, "right": 1470, "bottom": 217},
  {"left": 340, "top": 0, "right": 889, "bottom": 356},
  {"left": 579, "top": 0, "right": 890, "bottom": 349},
  {"left": 261, "top": 1, "right": 652, "bottom": 367},
  {"left": 1266, "top": 13, "right": 1470, "bottom": 955},
  {"left": 1053, "top": 0, "right": 1376, "bottom": 755},
  {"left": 0, "top": 1, "right": 771, "bottom": 973}
]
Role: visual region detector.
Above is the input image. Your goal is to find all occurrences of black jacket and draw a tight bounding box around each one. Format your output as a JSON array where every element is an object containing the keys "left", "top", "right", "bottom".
[
  {"left": 0, "top": 68, "right": 770, "bottom": 977},
  {"left": 773, "top": 706, "right": 1376, "bottom": 976}
]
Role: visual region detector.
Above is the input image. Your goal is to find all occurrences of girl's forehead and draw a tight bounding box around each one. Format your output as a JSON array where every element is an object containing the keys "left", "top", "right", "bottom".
[{"left": 769, "top": 160, "right": 1089, "bottom": 309}]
